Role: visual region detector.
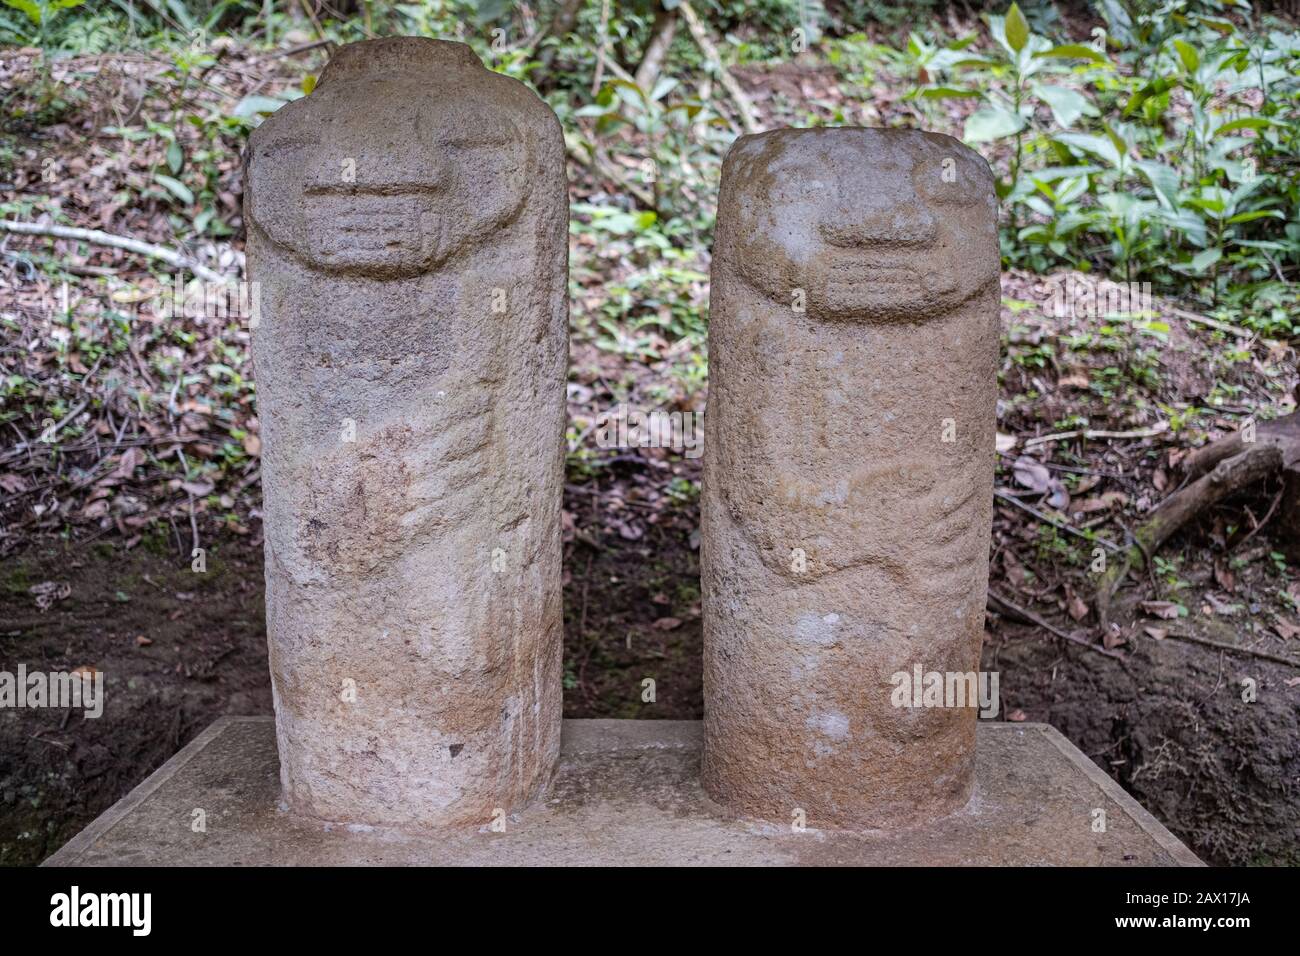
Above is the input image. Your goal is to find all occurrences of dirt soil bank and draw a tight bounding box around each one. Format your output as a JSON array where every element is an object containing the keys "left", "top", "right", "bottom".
[
  {"left": 986, "top": 624, "right": 1299, "bottom": 866},
  {"left": 1, "top": 528, "right": 1295, "bottom": 866}
]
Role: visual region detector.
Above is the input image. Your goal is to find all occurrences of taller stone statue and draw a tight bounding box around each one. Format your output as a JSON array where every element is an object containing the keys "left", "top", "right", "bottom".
[
  {"left": 245, "top": 38, "right": 567, "bottom": 828},
  {"left": 702, "top": 128, "right": 1000, "bottom": 828}
]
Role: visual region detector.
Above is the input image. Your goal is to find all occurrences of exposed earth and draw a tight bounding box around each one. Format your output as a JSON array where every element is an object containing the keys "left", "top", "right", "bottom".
[{"left": 2, "top": 457, "right": 1298, "bottom": 866}]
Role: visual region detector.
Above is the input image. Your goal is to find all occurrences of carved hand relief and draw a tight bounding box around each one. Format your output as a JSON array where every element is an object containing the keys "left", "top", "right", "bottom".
[
  {"left": 710, "top": 130, "right": 998, "bottom": 585},
  {"left": 723, "top": 129, "right": 999, "bottom": 321},
  {"left": 247, "top": 87, "right": 532, "bottom": 279}
]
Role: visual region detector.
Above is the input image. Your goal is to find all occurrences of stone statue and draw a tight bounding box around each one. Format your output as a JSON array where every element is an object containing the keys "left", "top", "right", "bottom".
[
  {"left": 245, "top": 37, "right": 567, "bottom": 828},
  {"left": 702, "top": 128, "right": 1000, "bottom": 827}
]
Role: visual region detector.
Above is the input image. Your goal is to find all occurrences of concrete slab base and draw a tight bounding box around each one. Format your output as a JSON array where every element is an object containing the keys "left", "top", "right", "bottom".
[{"left": 46, "top": 717, "right": 1201, "bottom": 866}]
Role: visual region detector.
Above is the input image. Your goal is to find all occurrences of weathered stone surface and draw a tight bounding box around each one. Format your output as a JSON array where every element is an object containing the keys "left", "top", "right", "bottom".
[
  {"left": 244, "top": 37, "right": 568, "bottom": 828},
  {"left": 45, "top": 718, "right": 1202, "bottom": 866},
  {"left": 702, "top": 128, "right": 1001, "bottom": 827}
]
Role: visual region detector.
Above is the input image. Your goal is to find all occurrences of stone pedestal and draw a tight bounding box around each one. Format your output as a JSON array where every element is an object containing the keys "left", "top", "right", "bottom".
[
  {"left": 702, "top": 128, "right": 1001, "bottom": 827},
  {"left": 244, "top": 37, "right": 568, "bottom": 828},
  {"left": 45, "top": 718, "right": 1201, "bottom": 866}
]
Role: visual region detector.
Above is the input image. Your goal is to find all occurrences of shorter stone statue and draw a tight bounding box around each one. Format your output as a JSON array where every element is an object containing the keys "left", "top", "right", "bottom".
[{"left": 702, "top": 128, "right": 1000, "bottom": 828}]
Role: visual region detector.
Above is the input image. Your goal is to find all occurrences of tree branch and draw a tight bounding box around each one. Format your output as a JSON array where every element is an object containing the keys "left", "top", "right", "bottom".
[
  {"left": 677, "top": 0, "right": 761, "bottom": 135},
  {"left": 1, "top": 220, "right": 227, "bottom": 284}
]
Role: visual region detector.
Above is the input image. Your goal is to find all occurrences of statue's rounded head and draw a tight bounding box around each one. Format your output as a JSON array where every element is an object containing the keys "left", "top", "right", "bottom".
[
  {"left": 246, "top": 38, "right": 557, "bottom": 279},
  {"left": 718, "top": 127, "right": 999, "bottom": 322}
]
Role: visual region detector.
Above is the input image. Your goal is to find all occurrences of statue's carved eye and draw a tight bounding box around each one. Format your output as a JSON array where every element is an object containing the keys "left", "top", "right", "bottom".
[
  {"left": 778, "top": 178, "right": 829, "bottom": 202},
  {"left": 257, "top": 137, "right": 315, "bottom": 161},
  {"left": 442, "top": 134, "right": 516, "bottom": 151},
  {"left": 912, "top": 162, "right": 981, "bottom": 206}
]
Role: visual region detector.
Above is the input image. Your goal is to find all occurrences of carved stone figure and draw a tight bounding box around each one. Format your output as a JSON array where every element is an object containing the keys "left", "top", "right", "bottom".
[
  {"left": 245, "top": 37, "right": 568, "bottom": 828},
  {"left": 701, "top": 128, "right": 1000, "bottom": 827}
]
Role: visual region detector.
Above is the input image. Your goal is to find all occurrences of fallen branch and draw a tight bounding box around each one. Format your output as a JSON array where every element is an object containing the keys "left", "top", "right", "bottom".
[
  {"left": 0, "top": 220, "right": 227, "bottom": 284},
  {"left": 678, "top": 0, "right": 762, "bottom": 135},
  {"left": 635, "top": 5, "right": 679, "bottom": 93},
  {"left": 994, "top": 488, "right": 1122, "bottom": 552},
  {"left": 248, "top": 38, "right": 333, "bottom": 66},
  {"left": 1160, "top": 630, "right": 1299, "bottom": 669},
  {"left": 1023, "top": 421, "right": 1168, "bottom": 447},
  {"left": 1097, "top": 440, "right": 1287, "bottom": 626},
  {"left": 1170, "top": 307, "right": 1253, "bottom": 340},
  {"left": 987, "top": 589, "right": 1125, "bottom": 660},
  {"left": 1181, "top": 414, "right": 1300, "bottom": 482}
]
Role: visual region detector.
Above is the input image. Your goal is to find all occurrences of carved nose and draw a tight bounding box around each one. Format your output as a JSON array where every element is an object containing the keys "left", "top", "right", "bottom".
[{"left": 818, "top": 199, "right": 937, "bottom": 248}]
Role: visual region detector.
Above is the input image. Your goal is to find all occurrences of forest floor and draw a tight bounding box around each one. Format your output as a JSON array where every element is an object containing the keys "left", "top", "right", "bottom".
[{"left": 2, "top": 27, "right": 1298, "bottom": 866}]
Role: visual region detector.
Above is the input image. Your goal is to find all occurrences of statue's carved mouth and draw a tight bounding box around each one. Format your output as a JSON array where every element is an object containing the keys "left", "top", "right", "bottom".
[
  {"left": 300, "top": 190, "right": 445, "bottom": 273},
  {"left": 783, "top": 244, "right": 982, "bottom": 319},
  {"left": 827, "top": 264, "right": 917, "bottom": 286},
  {"left": 820, "top": 257, "right": 922, "bottom": 304}
]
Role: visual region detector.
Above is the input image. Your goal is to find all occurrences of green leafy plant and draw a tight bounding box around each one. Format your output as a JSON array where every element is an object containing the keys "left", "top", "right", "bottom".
[{"left": 906, "top": 2, "right": 1299, "bottom": 310}]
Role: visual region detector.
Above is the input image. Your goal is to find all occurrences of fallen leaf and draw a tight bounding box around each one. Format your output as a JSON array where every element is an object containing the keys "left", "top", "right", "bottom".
[
  {"left": 1002, "top": 550, "right": 1027, "bottom": 588},
  {"left": 135, "top": 635, "right": 153, "bottom": 646},
  {"left": 1103, "top": 624, "right": 1127, "bottom": 649},
  {"left": 652, "top": 617, "right": 682, "bottom": 631},
  {"left": 1068, "top": 595, "right": 1089, "bottom": 621},
  {"left": 1141, "top": 600, "right": 1182, "bottom": 620},
  {"left": 1143, "top": 626, "right": 1167, "bottom": 641},
  {"left": 1075, "top": 491, "right": 1129, "bottom": 513},
  {"left": 1273, "top": 619, "right": 1300, "bottom": 641},
  {"left": 1073, "top": 474, "right": 1101, "bottom": 495},
  {"left": 81, "top": 499, "right": 110, "bottom": 519},
  {"left": 29, "top": 580, "right": 72, "bottom": 612},
  {"left": 1013, "top": 457, "right": 1052, "bottom": 493},
  {"left": 113, "top": 447, "right": 145, "bottom": 480},
  {"left": 1013, "top": 456, "right": 1069, "bottom": 509},
  {"left": 566, "top": 382, "right": 594, "bottom": 404},
  {"left": 1007, "top": 709, "right": 1028, "bottom": 722}
]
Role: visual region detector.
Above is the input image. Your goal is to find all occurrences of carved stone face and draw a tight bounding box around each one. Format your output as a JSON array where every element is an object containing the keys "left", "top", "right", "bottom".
[
  {"left": 721, "top": 128, "right": 999, "bottom": 321},
  {"left": 247, "top": 61, "right": 532, "bottom": 279}
]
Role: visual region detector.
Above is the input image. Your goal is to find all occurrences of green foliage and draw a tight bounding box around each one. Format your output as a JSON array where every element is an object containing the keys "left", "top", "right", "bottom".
[
  {"left": 912, "top": 2, "right": 1300, "bottom": 321},
  {"left": 11, "top": 0, "right": 1299, "bottom": 343},
  {"left": 1, "top": 0, "right": 83, "bottom": 30}
]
